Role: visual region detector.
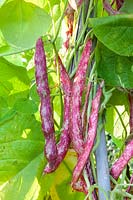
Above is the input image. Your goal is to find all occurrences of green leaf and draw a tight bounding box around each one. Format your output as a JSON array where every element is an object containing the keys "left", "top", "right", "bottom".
[
  {"left": 0, "top": 153, "right": 53, "bottom": 200},
  {"left": 25, "top": 0, "right": 44, "bottom": 8},
  {"left": 0, "top": 0, "right": 52, "bottom": 50},
  {"left": 0, "top": 112, "right": 44, "bottom": 185},
  {"left": 0, "top": 0, "right": 6, "bottom": 7},
  {"left": 120, "top": 0, "right": 133, "bottom": 14},
  {"left": 96, "top": 42, "right": 133, "bottom": 89},
  {"left": 0, "top": 43, "right": 33, "bottom": 57},
  {"left": 111, "top": 135, "right": 123, "bottom": 149},
  {"left": 0, "top": 57, "right": 30, "bottom": 96},
  {"left": 50, "top": 150, "right": 85, "bottom": 200},
  {"left": 0, "top": 109, "right": 16, "bottom": 125},
  {"left": 29, "top": 83, "right": 40, "bottom": 103},
  {"left": 90, "top": 14, "right": 133, "bottom": 56},
  {"left": 109, "top": 89, "right": 129, "bottom": 108},
  {"left": 14, "top": 98, "right": 38, "bottom": 114},
  {"left": 105, "top": 107, "right": 115, "bottom": 134}
]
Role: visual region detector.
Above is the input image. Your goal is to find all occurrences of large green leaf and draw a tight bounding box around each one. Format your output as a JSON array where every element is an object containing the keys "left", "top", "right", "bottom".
[
  {"left": 0, "top": 112, "right": 44, "bottom": 185},
  {"left": 0, "top": 109, "right": 85, "bottom": 199},
  {"left": 0, "top": 42, "right": 33, "bottom": 57},
  {"left": 0, "top": 57, "right": 30, "bottom": 96},
  {"left": 90, "top": 14, "right": 133, "bottom": 56},
  {"left": 0, "top": 0, "right": 51, "bottom": 50},
  {"left": 96, "top": 42, "right": 133, "bottom": 89},
  {"left": 0, "top": 153, "right": 54, "bottom": 200}
]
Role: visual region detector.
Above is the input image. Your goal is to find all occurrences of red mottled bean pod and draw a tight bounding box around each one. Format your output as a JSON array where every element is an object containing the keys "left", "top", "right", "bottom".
[
  {"left": 116, "top": 0, "right": 124, "bottom": 10},
  {"left": 35, "top": 38, "right": 57, "bottom": 168},
  {"left": 72, "top": 82, "right": 103, "bottom": 184},
  {"left": 110, "top": 140, "right": 133, "bottom": 180},
  {"left": 71, "top": 39, "right": 92, "bottom": 154},
  {"left": 128, "top": 92, "right": 133, "bottom": 134},
  {"left": 44, "top": 56, "right": 71, "bottom": 173}
]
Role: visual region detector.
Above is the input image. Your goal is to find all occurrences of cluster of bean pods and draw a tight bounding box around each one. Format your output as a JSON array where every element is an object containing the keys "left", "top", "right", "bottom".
[
  {"left": 34, "top": 37, "right": 104, "bottom": 197},
  {"left": 35, "top": 36, "right": 133, "bottom": 198}
]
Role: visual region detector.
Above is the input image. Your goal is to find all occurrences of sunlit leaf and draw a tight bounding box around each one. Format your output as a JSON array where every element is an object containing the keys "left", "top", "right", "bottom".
[
  {"left": 50, "top": 150, "right": 85, "bottom": 200},
  {"left": 0, "top": 58, "right": 30, "bottom": 97},
  {"left": 0, "top": 154, "right": 51, "bottom": 200},
  {"left": 0, "top": 0, "right": 52, "bottom": 50},
  {"left": 0, "top": 112, "right": 44, "bottom": 184}
]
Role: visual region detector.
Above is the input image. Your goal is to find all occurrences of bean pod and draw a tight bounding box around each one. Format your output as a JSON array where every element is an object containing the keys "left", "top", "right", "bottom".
[
  {"left": 35, "top": 38, "right": 57, "bottom": 168},
  {"left": 44, "top": 56, "right": 71, "bottom": 173},
  {"left": 72, "top": 82, "right": 103, "bottom": 184}
]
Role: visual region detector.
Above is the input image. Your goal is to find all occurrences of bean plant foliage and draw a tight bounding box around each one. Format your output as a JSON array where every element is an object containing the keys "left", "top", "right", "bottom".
[{"left": 0, "top": 0, "right": 133, "bottom": 200}]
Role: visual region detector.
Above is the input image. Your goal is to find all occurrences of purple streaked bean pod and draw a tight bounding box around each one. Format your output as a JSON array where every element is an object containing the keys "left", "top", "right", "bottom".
[
  {"left": 72, "top": 176, "right": 88, "bottom": 195},
  {"left": 71, "top": 39, "right": 92, "bottom": 154},
  {"left": 116, "top": 0, "right": 124, "bottom": 10},
  {"left": 72, "top": 82, "right": 103, "bottom": 184},
  {"left": 81, "top": 82, "right": 92, "bottom": 134},
  {"left": 44, "top": 56, "right": 71, "bottom": 173},
  {"left": 110, "top": 140, "right": 133, "bottom": 180},
  {"left": 35, "top": 38, "right": 57, "bottom": 168}
]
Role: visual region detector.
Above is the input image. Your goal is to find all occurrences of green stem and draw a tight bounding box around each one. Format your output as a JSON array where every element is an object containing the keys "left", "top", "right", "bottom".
[
  {"left": 59, "top": 88, "right": 64, "bottom": 128},
  {"left": 90, "top": 154, "right": 97, "bottom": 183},
  {"left": 67, "top": 29, "right": 92, "bottom": 72},
  {"left": 67, "top": 0, "right": 94, "bottom": 72},
  {"left": 51, "top": 41, "right": 64, "bottom": 129},
  {"left": 54, "top": 119, "right": 59, "bottom": 129},
  {"left": 84, "top": 184, "right": 109, "bottom": 200},
  {"left": 113, "top": 106, "right": 128, "bottom": 138},
  {"left": 52, "top": 0, "right": 68, "bottom": 43},
  {"left": 47, "top": 0, "right": 56, "bottom": 37}
]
